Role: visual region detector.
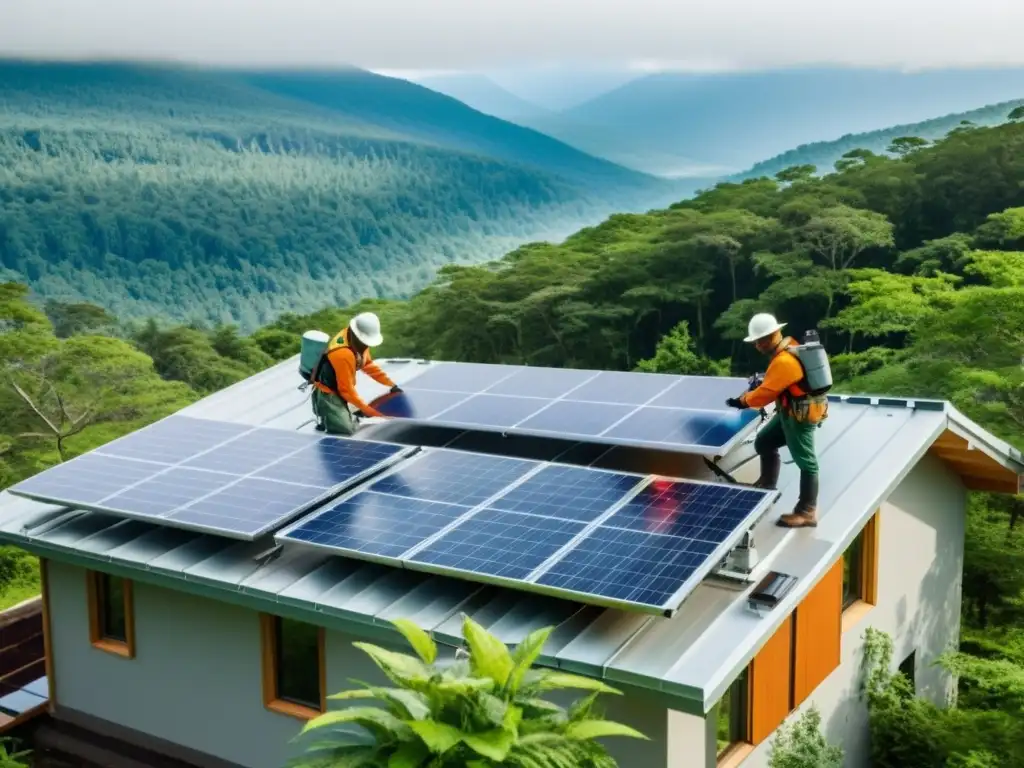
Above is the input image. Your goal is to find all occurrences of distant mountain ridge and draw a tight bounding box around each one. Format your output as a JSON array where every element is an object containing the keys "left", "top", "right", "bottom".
[
  {"left": 0, "top": 60, "right": 674, "bottom": 328},
  {"left": 415, "top": 73, "right": 551, "bottom": 123},
  {"left": 520, "top": 66, "right": 1024, "bottom": 176},
  {"left": 738, "top": 98, "right": 1024, "bottom": 180}
]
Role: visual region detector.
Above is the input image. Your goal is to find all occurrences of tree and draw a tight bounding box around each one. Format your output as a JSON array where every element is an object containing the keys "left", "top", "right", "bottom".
[
  {"left": 775, "top": 165, "right": 817, "bottom": 184},
  {"left": 887, "top": 136, "right": 930, "bottom": 157},
  {"left": 43, "top": 300, "right": 119, "bottom": 339},
  {"left": 635, "top": 321, "right": 729, "bottom": 376},
  {"left": 292, "top": 617, "right": 646, "bottom": 767},
  {"left": 1010, "top": 106, "right": 1024, "bottom": 122},
  {"left": 767, "top": 706, "right": 843, "bottom": 768}
]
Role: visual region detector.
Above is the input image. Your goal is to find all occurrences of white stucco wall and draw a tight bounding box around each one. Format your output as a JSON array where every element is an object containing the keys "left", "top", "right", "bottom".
[
  {"left": 733, "top": 453, "right": 966, "bottom": 768},
  {"left": 44, "top": 559, "right": 697, "bottom": 768}
]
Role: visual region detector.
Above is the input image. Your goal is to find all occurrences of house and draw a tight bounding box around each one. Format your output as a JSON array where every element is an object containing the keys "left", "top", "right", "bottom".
[{"left": 0, "top": 356, "right": 1021, "bottom": 768}]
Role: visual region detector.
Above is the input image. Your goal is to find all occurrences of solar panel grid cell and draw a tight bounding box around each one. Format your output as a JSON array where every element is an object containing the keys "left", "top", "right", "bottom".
[
  {"left": 8, "top": 415, "right": 411, "bottom": 540},
  {"left": 283, "top": 492, "right": 470, "bottom": 559},
  {"left": 409, "top": 508, "right": 586, "bottom": 580}
]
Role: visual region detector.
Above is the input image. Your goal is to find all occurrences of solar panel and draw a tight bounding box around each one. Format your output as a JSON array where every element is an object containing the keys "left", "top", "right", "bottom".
[
  {"left": 8, "top": 415, "right": 412, "bottom": 540},
  {"left": 372, "top": 362, "right": 756, "bottom": 455},
  {"left": 277, "top": 447, "right": 776, "bottom": 616},
  {"left": 409, "top": 508, "right": 586, "bottom": 581}
]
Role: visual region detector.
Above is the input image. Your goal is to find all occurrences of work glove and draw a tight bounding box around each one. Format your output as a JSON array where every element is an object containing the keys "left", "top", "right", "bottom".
[
  {"left": 725, "top": 397, "right": 745, "bottom": 409},
  {"left": 389, "top": 385, "right": 403, "bottom": 394}
]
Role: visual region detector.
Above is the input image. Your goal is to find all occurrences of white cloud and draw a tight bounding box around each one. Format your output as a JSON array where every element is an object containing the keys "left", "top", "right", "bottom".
[{"left": 3, "top": 0, "right": 1024, "bottom": 71}]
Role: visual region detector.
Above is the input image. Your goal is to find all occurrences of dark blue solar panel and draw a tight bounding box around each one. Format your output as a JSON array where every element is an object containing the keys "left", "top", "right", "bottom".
[
  {"left": 485, "top": 367, "right": 595, "bottom": 398},
  {"left": 102, "top": 468, "right": 229, "bottom": 517},
  {"left": 517, "top": 400, "right": 636, "bottom": 436},
  {"left": 409, "top": 508, "right": 585, "bottom": 581},
  {"left": 166, "top": 477, "right": 340, "bottom": 536},
  {"left": 8, "top": 415, "right": 410, "bottom": 540},
  {"left": 604, "top": 482, "right": 765, "bottom": 542},
  {"left": 437, "top": 394, "right": 545, "bottom": 429},
  {"left": 565, "top": 370, "right": 681, "bottom": 405},
  {"left": 22, "top": 677, "right": 48, "bottom": 699},
  {"left": 0, "top": 689, "right": 46, "bottom": 716},
  {"left": 96, "top": 416, "right": 249, "bottom": 464},
  {"left": 181, "top": 429, "right": 316, "bottom": 475},
  {"left": 369, "top": 450, "right": 534, "bottom": 507},
  {"left": 254, "top": 437, "right": 404, "bottom": 489},
  {"left": 372, "top": 389, "right": 472, "bottom": 420},
  {"left": 602, "top": 407, "right": 757, "bottom": 447},
  {"left": 488, "top": 464, "right": 642, "bottom": 523},
  {"left": 647, "top": 376, "right": 749, "bottom": 412},
  {"left": 535, "top": 526, "right": 713, "bottom": 609},
  {"left": 283, "top": 492, "right": 468, "bottom": 559},
  {"left": 10, "top": 454, "right": 162, "bottom": 505},
  {"left": 403, "top": 362, "right": 515, "bottom": 393}
]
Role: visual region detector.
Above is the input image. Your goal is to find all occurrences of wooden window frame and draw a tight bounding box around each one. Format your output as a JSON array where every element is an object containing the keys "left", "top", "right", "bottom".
[
  {"left": 85, "top": 570, "right": 136, "bottom": 659},
  {"left": 842, "top": 511, "right": 880, "bottom": 633},
  {"left": 715, "top": 666, "right": 753, "bottom": 766},
  {"left": 260, "top": 614, "right": 326, "bottom": 720}
]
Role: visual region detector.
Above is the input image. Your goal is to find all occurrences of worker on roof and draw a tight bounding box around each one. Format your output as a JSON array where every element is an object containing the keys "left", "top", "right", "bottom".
[
  {"left": 309, "top": 312, "right": 401, "bottom": 435},
  {"left": 725, "top": 313, "right": 828, "bottom": 528}
]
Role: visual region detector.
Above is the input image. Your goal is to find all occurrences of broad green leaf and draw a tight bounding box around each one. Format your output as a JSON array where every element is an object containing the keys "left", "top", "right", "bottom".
[
  {"left": 301, "top": 707, "right": 412, "bottom": 742},
  {"left": 387, "top": 741, "right": 429, "bottom": 768},
  {"left": 463, "top": 616, "right": 514, "bottom": 687},
  {"left": 507, "top": 626, "right": 554, "bottom": 693},
  {"left": 463, "top": 728, "right": 515, "bottom": 761},
  {"left": 502, "top": 702, "right": 523, "bottom": 732},
  {"left": 434, "top": 675, "right": 496, "bottom": 694},
  {"left": 407, "top": 720, "right": 464, "bottom": 754},
  {"left": 328, "top": 687, "right": 431, "bottom": 720},
  {"left": 564, "top": 719, "right": 649, "bottom": 740},
  {"left": 353, "top": 642, "right": 432, "bottom": 687},
  {"left": 526, "top": 670, "right": 622, "bottom": 695},
  {"left": 392, "top": 618, "right": 438, "bottom": 664}
]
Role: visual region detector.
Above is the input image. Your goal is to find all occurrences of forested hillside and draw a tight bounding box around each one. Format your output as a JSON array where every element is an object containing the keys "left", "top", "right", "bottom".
[
  {"left": 0, "top": 61, "right": 671, "bottom": 328},
  {"left": 2, "top": 105, "right": 1024, "bottom": 767},
  {"left": 743, "top": 98, "right": 1024, "bottom": 180}
]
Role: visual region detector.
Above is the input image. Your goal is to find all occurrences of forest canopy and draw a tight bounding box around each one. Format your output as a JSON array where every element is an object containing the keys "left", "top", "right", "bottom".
[{"left": 2, "top": 103, "right": 1024, "bottom": 768}]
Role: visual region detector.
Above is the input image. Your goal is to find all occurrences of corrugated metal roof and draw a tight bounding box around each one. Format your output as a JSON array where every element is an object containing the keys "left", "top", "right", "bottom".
[{"left": 1, "top": 356, "right": 1021, "bottom": 715}]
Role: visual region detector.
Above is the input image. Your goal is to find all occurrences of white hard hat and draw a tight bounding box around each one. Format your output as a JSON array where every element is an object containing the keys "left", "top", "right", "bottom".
[
  {"left": 743, "top": 312, "right": 786, "bottom": 343},
  {"left": 349, "top": 312, "right": 384, "bottom": 347}
]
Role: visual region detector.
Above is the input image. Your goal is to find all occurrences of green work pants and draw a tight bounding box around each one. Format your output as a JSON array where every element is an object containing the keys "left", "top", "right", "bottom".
[
  {"left": 311, "top": 389, "right": 357, "bottom": 436},
  {"left": 755, "top": 412, "right": 819, "bottom": 476}
]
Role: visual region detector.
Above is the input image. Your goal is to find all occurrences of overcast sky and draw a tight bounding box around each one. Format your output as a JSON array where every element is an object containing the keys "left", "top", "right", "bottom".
[{"left": 3, "top": 0, "right": 1024, "bottom": 72}]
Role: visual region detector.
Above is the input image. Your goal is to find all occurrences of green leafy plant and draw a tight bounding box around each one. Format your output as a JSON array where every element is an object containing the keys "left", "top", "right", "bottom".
[
  {"left": 0, "top": 737, "right": 32, "bottom": 767},
  {"left": 291, "top": 617, "right": 647, "bottom": 767},
  {"left": 767, "top": 706, "right": 843, "bottom": 768}
]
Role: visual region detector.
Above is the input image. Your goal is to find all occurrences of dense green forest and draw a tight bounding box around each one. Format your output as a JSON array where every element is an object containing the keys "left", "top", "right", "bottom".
[
  {"left": 2, "top": 106, "right": 1024, "bottom": 766},
  {"left": 0, "top": 61, "right": 672, "bottom": 329}
]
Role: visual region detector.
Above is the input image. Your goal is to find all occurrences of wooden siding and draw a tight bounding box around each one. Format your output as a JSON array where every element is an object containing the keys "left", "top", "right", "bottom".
[
  {"left": 749, "top": 614, "right": 793, "bottom": 744},
  {"left": 793, "top": 559, "right": 843, "bottom": 707}
]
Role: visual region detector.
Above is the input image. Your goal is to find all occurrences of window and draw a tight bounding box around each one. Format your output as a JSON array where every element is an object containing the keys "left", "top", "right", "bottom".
[
  {"left": 260, "top": 614, "right": 325, "bottom": 719},
  {"left": 899, "top": 651, "right": 917, "bottom": 691},
  {"left": 841, "top": 512, "right": 879, "bottom": 630},
  {"left": 714, "top": 667, "right": 750, "bottom": 759},
  {"left": 86, "top": 570, "right": 135, "bottom": 658}
]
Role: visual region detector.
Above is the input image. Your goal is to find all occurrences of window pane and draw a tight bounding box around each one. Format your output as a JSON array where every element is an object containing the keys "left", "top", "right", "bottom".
[
  {"left": 99, "top": 574, "right": 127, "bottom": 642},
  {"left": 715, "top": 666, "right": 749, "bottom": 755},
  {"left": 275, "top": 617, "right": 320, "bottom": 709},
  {"left": 842, "top": 530, "right": 864, "bottom": 609}
]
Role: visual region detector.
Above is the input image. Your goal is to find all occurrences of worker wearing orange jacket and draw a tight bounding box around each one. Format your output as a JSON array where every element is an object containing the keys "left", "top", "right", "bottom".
[
  {"left": 725, "top": 313, "right": 828, "bottom": 528},
  {"left": 310, "top": 312, "right": 401, "bottom": 435}
]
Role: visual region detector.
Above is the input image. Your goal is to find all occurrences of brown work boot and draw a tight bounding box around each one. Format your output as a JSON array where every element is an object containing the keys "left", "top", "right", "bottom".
[
  {"left": 777, "top": 472, "right": 819, "bottom": 527},
  {"left": 776, "top": 508, "right": 818, "bottom": 528}
]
